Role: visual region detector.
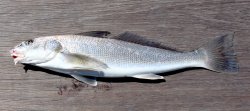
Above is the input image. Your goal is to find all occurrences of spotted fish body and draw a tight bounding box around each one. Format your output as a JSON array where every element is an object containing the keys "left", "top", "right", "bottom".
[{"left": 10, "top": 31, "right": 239, "bottom": 86}]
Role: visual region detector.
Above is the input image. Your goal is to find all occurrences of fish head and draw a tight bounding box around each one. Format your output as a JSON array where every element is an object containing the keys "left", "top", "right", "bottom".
[{"left": 10, "top": 38, "right": 62, "bottom": 65}]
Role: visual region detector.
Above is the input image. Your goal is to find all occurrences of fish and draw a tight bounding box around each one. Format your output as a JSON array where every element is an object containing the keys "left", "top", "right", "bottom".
[{"left": 10, "top": 31, "right": 239, "bottom": 86}]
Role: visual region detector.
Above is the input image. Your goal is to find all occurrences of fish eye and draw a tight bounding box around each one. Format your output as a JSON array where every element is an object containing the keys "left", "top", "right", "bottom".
[
  {"left": 24, "top": 39, "right": 34, "bottom": 45},
  {"left": 16, "top": 39, "right": 33, "bottom": 48}
]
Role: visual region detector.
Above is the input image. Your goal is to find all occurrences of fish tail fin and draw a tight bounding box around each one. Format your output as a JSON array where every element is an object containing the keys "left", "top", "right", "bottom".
[{"left": 197, "top": 33, "right": 239, "bottom": 73}]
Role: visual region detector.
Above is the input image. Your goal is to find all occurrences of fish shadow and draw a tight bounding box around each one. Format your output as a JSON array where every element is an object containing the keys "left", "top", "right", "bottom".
[
  {"left": 23, "top": 64, "right": 72, "bottom": 78},
  {"left": 23, "top": 64, "right": 203, "bottom": 84}
]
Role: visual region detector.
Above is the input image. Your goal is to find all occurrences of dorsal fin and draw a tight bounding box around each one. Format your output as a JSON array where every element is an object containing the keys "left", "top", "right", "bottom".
[
  {"left": 112, "top": 32, "right": 178, "bottom": 51},
  {"left": 75, "top": 31, "right": 111, "bottom": 38}
]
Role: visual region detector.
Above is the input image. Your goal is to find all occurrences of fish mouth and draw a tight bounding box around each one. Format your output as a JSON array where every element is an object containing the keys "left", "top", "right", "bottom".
[
  {"left": 11, "top": 54, "right": 24, "bottom": 65},
  {"left": 12, "top": 55, "right": 18, "bottom": 59},
  {"left": 10, "top": 49, "right": 24, "bottom": 65}
]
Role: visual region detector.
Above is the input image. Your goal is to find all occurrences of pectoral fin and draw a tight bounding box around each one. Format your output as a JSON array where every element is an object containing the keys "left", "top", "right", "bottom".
[
  {"left": 61, "top": 53, "right": 108, "bottom": 71},
  {"left": 71, "top": 75, "right": 97, "bottom": 86},
  {"left": 132, "top": 74, "right": 164, "bottom": 80}
]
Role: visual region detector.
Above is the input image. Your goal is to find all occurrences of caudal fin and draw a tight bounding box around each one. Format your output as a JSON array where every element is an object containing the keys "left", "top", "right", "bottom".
[{"left": 198, "top": 33, "right": 239, "bottom": 73}]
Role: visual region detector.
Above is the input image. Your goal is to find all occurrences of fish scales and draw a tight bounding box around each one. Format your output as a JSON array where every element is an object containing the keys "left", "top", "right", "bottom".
[{"left": 55, "top": 35, "right": 198, "bottom": 68}]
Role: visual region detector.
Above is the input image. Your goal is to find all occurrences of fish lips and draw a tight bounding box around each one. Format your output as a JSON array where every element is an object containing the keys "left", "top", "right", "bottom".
[{"left": 10, "top": 49, "right": 25, "bottom": 65}]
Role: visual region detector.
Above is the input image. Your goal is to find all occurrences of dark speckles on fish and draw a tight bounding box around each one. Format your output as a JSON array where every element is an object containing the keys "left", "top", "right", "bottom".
[{"left": 10, "top": 31, "right": 239, "bottom": 86}]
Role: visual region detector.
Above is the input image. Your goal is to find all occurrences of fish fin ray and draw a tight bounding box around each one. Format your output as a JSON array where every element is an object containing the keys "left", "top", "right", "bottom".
[
  {"left": 198, "top": 33, "right": 239, "bottom": 73},
  {"left": 112, "top": 32, "right": 178, "bottom": 51},
  {"left": 61, "top": 53, "right": 108, "bottom": 71},
  {"left": 71, "top": 75, "right": 97, "bottom": 86},
  {"left": 75, "top": 31, "right": 111, "bottom": 38},
  {"left": 132, "top": 74, "right": 164, "bottom": 80}
]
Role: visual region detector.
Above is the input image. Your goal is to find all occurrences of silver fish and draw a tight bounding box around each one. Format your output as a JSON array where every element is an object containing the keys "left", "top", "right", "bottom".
[{"left": 10, "top": 31, "right": 239, "bottom": 86}]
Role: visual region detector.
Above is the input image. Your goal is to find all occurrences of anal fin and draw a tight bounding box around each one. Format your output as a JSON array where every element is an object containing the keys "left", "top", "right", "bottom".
[
  {"left": 132, "top": 74, "right": 164, "bottom": 80},
  {"left": 71, "top": 74, "right": 97, "bottom": 86}
]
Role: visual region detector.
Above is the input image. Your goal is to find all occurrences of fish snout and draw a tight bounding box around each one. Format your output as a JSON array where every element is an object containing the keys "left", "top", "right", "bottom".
[
  {"left": 10, "top": 49, "right": 25, "bottom": 65},
  {"left": 10, "top": 49, "right": 18, "bottom": 58},
  {"left": 9, "top": 49, "right": 15, "bottom": 54}
]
